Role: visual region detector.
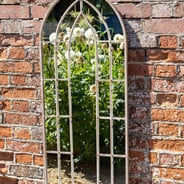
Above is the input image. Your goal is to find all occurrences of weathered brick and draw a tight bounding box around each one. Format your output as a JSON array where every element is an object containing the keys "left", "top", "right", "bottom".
[
  {"left": 0, "top": 176, "right": 18, "bottom": 184},
  {"left": 128, "top": 49, "right": 146, "bottom": 62},
  {"left": 179, "top": 95, "right": 184, "bottom": 107},
  {"left": 0, "top": 74, "right": 9, "bottom": 85},
  {"left": 129, "top": 150, "right": 145, "bottom": 161},
  {"left": 2, "top": 88, "right": 36, "bottom": 99},
  {"left": 152, "top": 167, "right": 184, "bottom": 181},
  {"left": 128, "top": 64, "right": 153, "bottom": 76},
  {"left": 115, "top": 3, "right": 151, "bottom": 18},
  {"left": 6, "top": 140, "right": 40, "bottom": 153},
  {"left": 5, "top": 113, "right": 38, "bottom": 126},
  {"left": 11, "top": 75, "right": 27, "bottom": 86},
  {"left": 0, "top": 126, "right": 12, "bottom": 137},
  {"left": 155, "top": 65, "right": 176, "bottom": 78},
  {"left": 143, "top": 19, "right": 184, "bottom": 34},
  {"left": 150, "top": 139, "right": 184, "bottom": 152},
  {"left": 0, "top": 139, "right": 5, "bottom": 149},
  {"left": 152, "top": 4, "right": 172, "bottom": 17},
  {"left": 1, "top": 20, "right": 22, "bottom": 34},
  {"left": 146, "top": 49, "right": 184, "bottom": 62},
  {"left": 0, "top": 100, "right": 11, "bottom": 111},
  {"left": 10, "top": 165, "right": 43, "bottom": 179},
  {"left": 0, "top": 48, "right": 7, "bottom": 59},
  {"left": 8, "top": 47, "right": 25, "bottom": 59},
  {"left": 159, "top": 153, "right": 180, "bottom": 166},
  {"left": 151, "top": 108, "right": 184, "bottom": 122},
  {"left": 31, "top": 5, "right": 47, "bottom": 18},
  {"left": 149, "top": 152, "right": 158, "bottom": 164},
  {"left": 0, "top": 151, "right": 14, "bottom": 161},
  {"left": 12, "top": 100, "right": 29, "bottom": 112},
  {"left": 14, "top": 127, "right": 31, "bottom": 140},
  {"left": 0, "top": 35, "right": 33, "bottom": 47},
  {"left": 15, "top": 154, "right": 32, "bottom": 164},
  {"left": 156, "top": 93, "right": 177, "bottom": 107},
  {"left": 22, "top": 20, "right": 42, "bottom": 34},
  {"left": 178, "top": 65, "right": 184, "bottom": 78},
  {"left": 34, "top": 155, "right": 44, "bottom": 166},
  {"left": 173, "top": 2, "right": 184, "bottom": 17},
  {"left": 159, "top": 36, "right": 177, "bottom": 48},
  {"left": 158, "top": 123, "right": 178, "bottom": 137},
  {"left": 0, "top": 5, "right": 29, "bottom": 19}
]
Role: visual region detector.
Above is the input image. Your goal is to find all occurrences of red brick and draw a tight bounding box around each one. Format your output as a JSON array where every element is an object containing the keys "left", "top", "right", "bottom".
[
  {"left": 159, "top": 154, "right": 180, "bottom": 166},
  {"left": 0, "top": 176, "right": 18, "bottom": 184},
  {"left": 158, "top": 123, "right": 178, "bottom": 136},
  {"left": 151, "top": 108, "right": 184, "bottom": 122},
  {"left": 179, "top": 36, "right": 184, "bottom": 48},
  {"left": 5, "top": 113, "right": 38, "bottom": 126},
  {"left": 12, "top": 100, "right": 29, "bottom": 112},
  {"left": 33, "top": 62, "right": 40, "bottom": 73},
  {"left": 0, "top": 139, "right": 5, "bottom": 149},
  {"left": 31, "top": 5, "right": 48, "bottom": 18},
  {"left": 14, "top": 128, "right": 31, "bottom": 140},
  {"left": 2, "top": 88, "right": 36, "bottom": 99},
  {"left": 159, "top": 36, "right": 177, "bottom": 48},
  {"left": 128, "top": 64, "right": 153, "bottom": 76},
  {"left": 179, "top": 95, "right": 184, "bottom": 107},
  {"left": 34, "top": 155, "right": 44, "bottom": 166},
  {"left": 0, "top": 126, "right": 12, "bottom": 138},
  {"left": 150, "top": 139, "right": 184, "bottom": 152},
  {"left": 173, "top": 2, "right": 184, "bottom": 17},
  {"left": 149, "top": 152, "right": 158, "bottom": 164},
  {"left": 181, "top": 155, "right": 184, "bottom": 166},
  {"left": 115, "top": 3, "right": 151, "bottom": 18},
  {"left": 152, "top": 167, "right": 184, "bottom": 181},
  {"left": 156, "top": 93, "right": 177, "bottom": 107},
  {"left": 178, "top": 65, "right": 184, "bottom": 77},
  {"left": 11, "top": 75, "right": 27, "bottom": 85},
  {"left": 0, "top": 48, "right": 7, "bottom": 59},
  {"left": 0, "top": 100, "right": 11, "bottom": 111},
  {"left": 129, "top": 150, "right": 145, "bottom": 161},
  {"left": 15, "top": 154, "right": 32, "bottom": 164},
  {"left": 155, "top": 65, "right": 176, "bottom": 77},
  {"left": 14, "top": 62, "right": 32, "bottom": 74},
  {"left": 0, "top": 151, "right": 13, "bottom": 161},
  {"left": 152, "top": 4, "right": 172, "bottom": 17},
  {"left": 143, "top": 19, "right": 184, "bottom": 34},
  {"left": 0, "top": 164, "right": 7, "bottom": 174},
  {"left": 6, "top": 140, "right": 40, "bottom": 153},
  {"left": 8, "top": 47, "right": 25, "bottom": 59},
  {"left": 0, "top": 5, "right": 29, "bottom": 19},
  {"left": 151, "top": 79, "right": 184, "bottom": 92},
  {"left": 0, "top": 75, "right": 9, "bottom": 85},
  {"left": 146, "top": 49, "right": 184, "bottom": 62},
  {"left": 128, "top": 49, "right": 146, "bottom": 62},
  {"left": 0, "top": 35, "right": 33, "bottom": 47}
]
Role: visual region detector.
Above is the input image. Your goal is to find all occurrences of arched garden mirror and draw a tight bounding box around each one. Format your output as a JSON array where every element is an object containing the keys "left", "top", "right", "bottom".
[{"left": 40, "top": 0, "right": 128, "bottom": 183}]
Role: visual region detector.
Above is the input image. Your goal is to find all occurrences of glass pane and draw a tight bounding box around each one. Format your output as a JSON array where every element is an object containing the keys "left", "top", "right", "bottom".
[
  {"left": 99, "top": 119, "right": 110, "bottom": 154},
  {"left": 44, "top": 80, "right": 56, "bottom": 116},
  {"left": 114, "top": 120, "right": 125, "bottom": 155},
  {"left": 47, "top": 154, "right": 58, "bottom": 184},
  {"left": 100, "top": 157, "right": 110, "bottom": 183},
  {"left": 59, "top": 118, "right": 70, "bottom": 152},
  {"left": 99, "top": 82, "right": 110, "bottom": 116},
  {"left": 114, "top": 158, "right": 126, "bottom": 184},
  {"left": 58, "top": 81, "right": 69, "bottom": 116},
  {"left": 113, "top": 81, "right": 125, "bottom": 117},
  {"left": 45, "top": 117, "right": 57, "bottom": 151}
]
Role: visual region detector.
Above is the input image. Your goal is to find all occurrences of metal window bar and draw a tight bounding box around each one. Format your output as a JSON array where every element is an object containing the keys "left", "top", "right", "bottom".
[{"left": 40, "top": 0, "right": 128, "bottom": 183}]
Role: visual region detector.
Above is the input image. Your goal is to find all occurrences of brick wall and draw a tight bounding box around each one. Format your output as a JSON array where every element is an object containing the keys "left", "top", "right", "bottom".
[{"left": 0, "top": 0, "right": 184, "bottom": 183}]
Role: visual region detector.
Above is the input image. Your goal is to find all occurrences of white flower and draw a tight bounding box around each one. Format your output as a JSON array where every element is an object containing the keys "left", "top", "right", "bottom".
[
  {"left": 65, "top": 50, "right": 75, "bottom": 60},
  {"left": 66, "top": 27, "right": 71, "bottom": 34},
  {"left": 85, "top": 28, "right": 94, "bottom": 40},
  {"left": 49, "top": 32, "right": 57, "bottom": 44},
  {"left": 75, "top": 51, "right": 82, "bottom": 58},
  {"left": 90, "top": 84, "right": 96, "bottom": 93},
  {"left": 73, "top": 27, "right": 84, "bottom": 38},
  {"left": 119, "top": 42, "right": 124, "bottom": 50},
  {"left": 87, "top": 39, "right": 94, "bottom": 46},
  {"left": 113, "top": 34, "right": 124, "bottom": 43}
]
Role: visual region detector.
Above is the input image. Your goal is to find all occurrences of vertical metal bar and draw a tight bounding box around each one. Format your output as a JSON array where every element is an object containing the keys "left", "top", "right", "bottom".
[
  {"left": 54, "top": 40, "right": 62, "bottom": 183},
  {"left": 109, "top": 41, "right": 114, "bottom": 184}
]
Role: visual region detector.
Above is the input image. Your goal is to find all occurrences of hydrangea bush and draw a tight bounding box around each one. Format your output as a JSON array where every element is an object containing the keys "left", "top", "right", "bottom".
[{"left": 43, "top": 11, "right": 125, "bottom": 161}]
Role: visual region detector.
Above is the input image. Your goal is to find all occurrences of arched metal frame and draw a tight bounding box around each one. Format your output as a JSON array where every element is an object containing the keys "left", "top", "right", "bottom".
[{"left": 40, "top": 0, "right": 128, "bottom": 183}]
